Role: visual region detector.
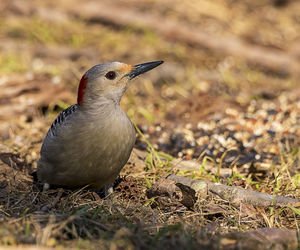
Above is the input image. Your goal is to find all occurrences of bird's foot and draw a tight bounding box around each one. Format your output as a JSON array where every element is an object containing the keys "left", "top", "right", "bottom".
[
  {"left": 42, "top": 183, "right": 50, "bottom": 192},
  {"left": 104, "top": 184, "right": 114, "bottom": 197}
]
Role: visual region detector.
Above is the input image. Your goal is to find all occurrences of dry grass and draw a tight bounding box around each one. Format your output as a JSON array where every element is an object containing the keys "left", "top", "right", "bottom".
[{"left": 0, "top": 0, "right": 299, "bottom": 248}]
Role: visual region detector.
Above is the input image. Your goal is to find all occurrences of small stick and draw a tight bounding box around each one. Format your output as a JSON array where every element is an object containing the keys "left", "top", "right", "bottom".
[{"left": 167, "top": 174, "right": 300, "bottom": 207}]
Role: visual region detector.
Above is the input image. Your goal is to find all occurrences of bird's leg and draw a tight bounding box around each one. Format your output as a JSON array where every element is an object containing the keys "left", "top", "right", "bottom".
[
  {"left": 43, "top": 183, "right": 50, "bottom": 192},
  {"left": 104, "top": 184, "right": 114, "bottom": 197}
]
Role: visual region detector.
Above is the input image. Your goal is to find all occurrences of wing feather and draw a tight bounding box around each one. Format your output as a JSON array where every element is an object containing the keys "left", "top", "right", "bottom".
[{"left": 48, "top": 104, "right": 79, "bottom": 137}]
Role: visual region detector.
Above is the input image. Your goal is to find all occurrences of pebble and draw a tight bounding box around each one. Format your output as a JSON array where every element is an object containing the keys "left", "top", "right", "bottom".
[{"left": 137, "top": 92, "right": 299, "bottom": 174}]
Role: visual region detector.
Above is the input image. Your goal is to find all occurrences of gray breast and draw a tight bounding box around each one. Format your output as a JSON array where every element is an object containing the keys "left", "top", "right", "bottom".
[{"left": 38, "top": 103, "right": 136, "bottom": 188}]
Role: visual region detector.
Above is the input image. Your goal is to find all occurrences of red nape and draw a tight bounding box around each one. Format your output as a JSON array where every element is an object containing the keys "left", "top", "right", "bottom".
[{"left": 77, "top": 74, "right": 88, "bottom": 105}]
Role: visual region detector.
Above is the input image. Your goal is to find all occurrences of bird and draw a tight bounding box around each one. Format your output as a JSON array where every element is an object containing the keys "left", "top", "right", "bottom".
[{"left": 37, "top": 60, "right": 163, "bottom": 193}]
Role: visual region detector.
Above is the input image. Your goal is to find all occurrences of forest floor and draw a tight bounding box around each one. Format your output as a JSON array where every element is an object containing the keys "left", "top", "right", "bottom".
[{"left": 0, "top": 0, "right": 299, "bottom": 249}]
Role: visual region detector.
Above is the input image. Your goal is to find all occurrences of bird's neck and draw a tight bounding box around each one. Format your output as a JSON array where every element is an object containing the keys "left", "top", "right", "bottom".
[{"left": 79, "top": 97, "right": 123, "bottom": 117}]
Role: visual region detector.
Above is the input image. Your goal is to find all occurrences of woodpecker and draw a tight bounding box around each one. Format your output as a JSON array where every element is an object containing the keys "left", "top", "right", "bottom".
[{"left": 37, "top": 61, "right": 163, "bottom": 192}]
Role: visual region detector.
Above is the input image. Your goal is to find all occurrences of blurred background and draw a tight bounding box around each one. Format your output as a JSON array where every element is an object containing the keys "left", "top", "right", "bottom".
[
  {"left": 0, "top": 0, "right": 299, "bottom": 247},
  {"left": 1, "top": 0, "right": 299, "bottom": 159}
]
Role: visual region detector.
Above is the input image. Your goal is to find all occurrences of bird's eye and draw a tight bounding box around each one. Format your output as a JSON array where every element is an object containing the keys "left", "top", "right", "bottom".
[{"left": 105, "top": 71, "right": 116, "bottom": 80}]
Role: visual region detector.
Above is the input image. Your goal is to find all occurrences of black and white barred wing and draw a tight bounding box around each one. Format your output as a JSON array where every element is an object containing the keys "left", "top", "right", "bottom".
[{"left": 47, "top": 104, "right": 79, "bottom": 137}]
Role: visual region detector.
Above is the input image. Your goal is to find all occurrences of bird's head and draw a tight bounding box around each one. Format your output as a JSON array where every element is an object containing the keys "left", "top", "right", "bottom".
[{"left": 77, "top": 61, "right": 163, "bottom": 106}]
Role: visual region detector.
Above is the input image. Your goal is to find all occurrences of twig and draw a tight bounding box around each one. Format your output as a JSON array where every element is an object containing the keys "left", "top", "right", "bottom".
[{"left": 166, "top": 174, "right": 300, "bottom": 207}]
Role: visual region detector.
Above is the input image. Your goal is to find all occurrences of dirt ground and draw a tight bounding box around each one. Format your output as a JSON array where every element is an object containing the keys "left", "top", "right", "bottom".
[{"left": 0, "top": 0, "right": 299, "bottom": 249}]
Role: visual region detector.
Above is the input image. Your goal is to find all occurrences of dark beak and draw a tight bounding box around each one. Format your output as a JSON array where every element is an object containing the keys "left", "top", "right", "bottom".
[{"left": 127, "top": 61, "right": 164, "bottom": 79}]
